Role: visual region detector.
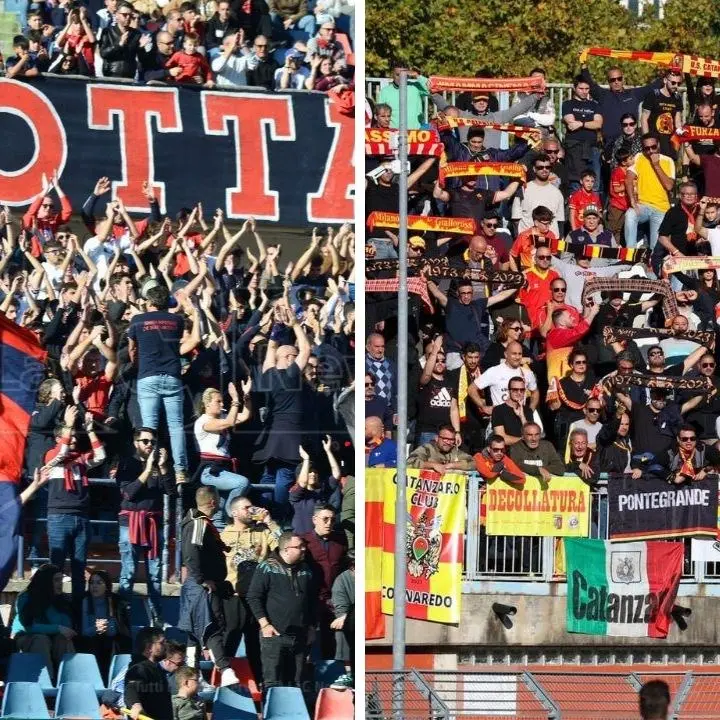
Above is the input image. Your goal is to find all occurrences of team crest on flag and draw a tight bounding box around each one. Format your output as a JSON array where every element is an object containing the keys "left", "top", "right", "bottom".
[
  {"left": 611, "top": 551, "right": 641, "bottom": 584},
  {"left": 407, "top": 511, "right": 442, "bottom": 579}
]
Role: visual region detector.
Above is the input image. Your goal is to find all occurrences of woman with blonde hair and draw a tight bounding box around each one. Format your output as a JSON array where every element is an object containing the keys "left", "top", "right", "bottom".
[{"left": 193, "top": 378, "right": 252, "bottom": 530}]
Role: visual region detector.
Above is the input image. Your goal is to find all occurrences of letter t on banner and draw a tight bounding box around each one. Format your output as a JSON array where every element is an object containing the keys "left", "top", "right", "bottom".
[
  {"left": 202, "top": 93, "right": 295, "bottom": 221},
  {"left": 87, "top": 85, "right": 182, "bottom": 214}
]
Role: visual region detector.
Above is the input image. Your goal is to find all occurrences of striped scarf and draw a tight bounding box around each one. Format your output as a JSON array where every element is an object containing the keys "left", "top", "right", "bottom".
[
  {"left": 366, "top": 211, "right": 476, "bottom": 235},
  {"left": 580, "top": 47, "right": 720, "bottom": 79},
  {"left": 602, "top": 325, "right": 715, "bottom": 351},
  {"left": 582, "top": 277, "right": 678, "bottom": 319},
  {"left": 429, "top": 75, "right": 546, "bottom": 94},
  {"left": 550, "top": 240, "right": 649, "bottom": 264},
  {"left": 365, "top": 277, "right": 433, "bottom": 312},
  {"left": 457, "top": 365, "right": 472, "bottom": 422}
]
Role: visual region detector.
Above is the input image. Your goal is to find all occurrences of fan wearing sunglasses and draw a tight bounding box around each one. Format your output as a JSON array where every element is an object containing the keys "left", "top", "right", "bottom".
[
  {"left": 22, "top": 170, "right": 73, "bottom": 254},
  {"left": 641, "top": 69, "right": 684, "bottom": 160},
  {"left": 666, "top": 425, "right": 720, "bottom": 485}
]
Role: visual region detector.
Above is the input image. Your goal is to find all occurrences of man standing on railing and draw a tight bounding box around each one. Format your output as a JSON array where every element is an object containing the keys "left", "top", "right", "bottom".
[
  {"left": 378, "top": 66, "right": 430, "bottom": 129},
  {"left": 43, "top": 404, "right": 106, "bottom": 617},
  {"left": 116, "top": 427, "right": 176, "bottom": 629}
]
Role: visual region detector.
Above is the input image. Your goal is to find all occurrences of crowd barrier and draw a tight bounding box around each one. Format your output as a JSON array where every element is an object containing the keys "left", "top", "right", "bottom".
[
  {"left": 15, "top": 478, "right": 276, "bottom": 584},
  {"left": 463, "top": 472, "right": 720, "bottom": 586},
  {"left": 365, "top": 78, "right": 691, "bottom": 141}
]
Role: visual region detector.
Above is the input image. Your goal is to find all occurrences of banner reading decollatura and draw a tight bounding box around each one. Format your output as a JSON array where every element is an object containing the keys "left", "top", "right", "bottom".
[
  {"left": 483, "top": 476, "right": 591, "bottom": 537},
  {"left": 365, "top": 469, "right": 466, "bottom": 638}
]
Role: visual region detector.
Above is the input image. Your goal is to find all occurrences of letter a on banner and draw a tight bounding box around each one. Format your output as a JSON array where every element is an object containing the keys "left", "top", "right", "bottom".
[{"left": 381, "top": 469, "right": 466, "bottom": 624}]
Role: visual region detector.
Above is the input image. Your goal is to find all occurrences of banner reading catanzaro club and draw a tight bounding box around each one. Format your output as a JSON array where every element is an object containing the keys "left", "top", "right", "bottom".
[{"left": 0, "top": 76, "right": 353, "bottom": 225}]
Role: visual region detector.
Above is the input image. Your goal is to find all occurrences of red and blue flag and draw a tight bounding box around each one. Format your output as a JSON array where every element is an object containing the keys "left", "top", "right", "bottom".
[{"left": 0, "top": 315, "right": 46, "bottom": 591}]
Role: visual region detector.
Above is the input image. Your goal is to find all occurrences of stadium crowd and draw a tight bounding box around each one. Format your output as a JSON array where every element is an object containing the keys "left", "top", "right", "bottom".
[
  {"left": 365, "top": 61, "right": 720, "bottom": 498},
  {"left": 1, "top": 0, "right": 354, "bottom": 93},
  {"left": 0, "top": 172, "right": 356, "bottom": 716}
]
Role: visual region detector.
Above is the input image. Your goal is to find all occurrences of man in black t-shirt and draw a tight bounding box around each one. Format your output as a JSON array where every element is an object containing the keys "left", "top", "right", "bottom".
[
  {"left": 128, "top": 285, "right": 197, "bottom": 484},
  {"left": 642, "top": 70, "right": 683, "bottom": 159},
  {"left": 655, "top": 181, "right": 701, "bottom": 269},
  {"left": 561, "top": 76, "right": 603, "bottom": 191},
  {"left": 415, "top": 339, "right": 460, "bottom": 448},
  {"left": 491, "top": 375, "right": 533, "bottom": 447}
]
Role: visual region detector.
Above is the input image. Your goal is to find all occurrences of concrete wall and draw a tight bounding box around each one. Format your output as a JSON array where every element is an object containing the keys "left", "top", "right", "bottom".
[{"left": 367, "top": 593, "right": 720, "bottom": 648}]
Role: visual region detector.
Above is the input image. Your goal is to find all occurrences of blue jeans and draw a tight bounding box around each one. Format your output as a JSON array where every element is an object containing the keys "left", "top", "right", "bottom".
[
  {"left": 623, "top": 204, "right": 666, "bottom": 250},
  {"left": 270, "top": 11, "right": 316, "bottom": 41},
  {"left": 260, "top": 462, "right": 297, "bottom": 525},
  {"left": 200, "top": 466, "right": 249, "bottom": 531},
  {"left": 136, "top": 374, "right": 187, "bottom": 473},
  {"left": 47, "top": 514, "right": 89, "bottom": 604},
  {"left": 118, "top": 523, "right": 162, "bottom": 619}
]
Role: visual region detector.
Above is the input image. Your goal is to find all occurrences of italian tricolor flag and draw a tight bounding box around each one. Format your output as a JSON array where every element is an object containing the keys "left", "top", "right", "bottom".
[{"left": 565, "top": 539, "right": 683, "bottom": 638}]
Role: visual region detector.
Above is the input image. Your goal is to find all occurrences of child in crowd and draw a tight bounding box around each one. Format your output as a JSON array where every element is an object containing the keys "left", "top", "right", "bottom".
[
  {"left": 568, "top": 170, "right": 602, "bottom": 231},
  {"left": 165, "top": 32, "right": 214, "bottom": 86},
  {"left": 608, "top": 149, "right": 632, "bottom": 244},
  {"left": 172, "top": 666, "right": 205, "bottom": 720}
]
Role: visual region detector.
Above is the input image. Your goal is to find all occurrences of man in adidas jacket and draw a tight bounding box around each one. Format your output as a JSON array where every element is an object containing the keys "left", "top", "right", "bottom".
[{"left": 246, "top": 531, "right": 317, "bottom": 689}]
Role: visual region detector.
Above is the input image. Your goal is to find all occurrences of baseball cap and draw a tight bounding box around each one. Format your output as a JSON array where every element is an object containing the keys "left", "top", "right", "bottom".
[
  {"left": 408, "top": 236, "right": 426, "bottom": 250},
  {"left": 285, "top": 48, "right": 304, "bottom": 61},
  {"left": 583, "top": 204, "right": 601, "bottom": 217}
]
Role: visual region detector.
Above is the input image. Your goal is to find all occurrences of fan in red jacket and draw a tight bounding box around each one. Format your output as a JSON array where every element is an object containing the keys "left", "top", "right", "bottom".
[
  {"left": 474, "top": 435, "right": 526, "bottom": 487},
  {"left": 165, "top": 33, "right": 214, "bottom": 86},
  {"left": 22, "top": 171, "right": 73, "bottom": 256}
]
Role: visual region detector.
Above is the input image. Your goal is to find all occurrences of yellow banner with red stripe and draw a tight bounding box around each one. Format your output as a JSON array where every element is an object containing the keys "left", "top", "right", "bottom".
[
  {"left": 366, "top": 211, "right": 477, "bottom": 235},
  {"left": 579, "top": 47, "right": 720, "bottom": 78},
  {"left": 483, "top": 475, "right": 590, "bottom": 537},
  {"left": 374, "top": 469, "right": 466, "bottom": 625}
]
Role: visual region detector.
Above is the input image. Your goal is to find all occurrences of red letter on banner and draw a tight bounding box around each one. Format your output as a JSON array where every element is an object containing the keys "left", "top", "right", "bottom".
[
  {"left": 202, "top": 93, "right": 294, "bottom": 220},
  {"left": 87, "top": 85, "right": 181, "bottom": 212},
  {"left": 307, "top": 99, "right": 354, "bottom": 223},
  {"left": 0, "top": 79, "right": 67, "bottom": 205}
]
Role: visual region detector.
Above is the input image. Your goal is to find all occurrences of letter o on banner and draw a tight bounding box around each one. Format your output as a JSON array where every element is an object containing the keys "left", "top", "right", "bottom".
[{"left": 0, "top": 80, "right": 66, "bottom": 204}]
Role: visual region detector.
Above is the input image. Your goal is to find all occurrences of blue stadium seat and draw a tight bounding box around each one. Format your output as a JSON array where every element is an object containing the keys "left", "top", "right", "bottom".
[
  {"left": 212, "top": 686, "right": 256, "bottom": 720},
  {"left": 57, "top": 653, "right": 106, "bottom": 692},
  {"left": 107, "top": 653, "right": 132, "bottom": 686},
  {"left": 264, "top": 686, "right": 311, "bottom": 719},
  {"left": 6, "top": 653, "right": 56, "bottom": 697},
  {"left": 315, "top": 660, "right": 346, "bottom": 688},
  {"left": 55, "top": 682, "right": 102, "bottom": 719},
  {"left": 1, "top": 682, "right": 50, "bottom": 719}
]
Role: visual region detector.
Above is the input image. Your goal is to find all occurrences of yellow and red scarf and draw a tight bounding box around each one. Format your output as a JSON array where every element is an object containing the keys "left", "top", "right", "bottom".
[
  {"left": 429, "top": 75, "right": 546, "bottom": 94},
  {"left": 366, "top": 211, "right": 476, "bottom": 235},
  {"left": 439, "top": 161, "right": 527, "bottom": 186},
  {"left": 437, "top": 118, "right": 542, "bottom": 148},
  {"left": 580, "top": 47, "right": 720, "bottom": 78}
]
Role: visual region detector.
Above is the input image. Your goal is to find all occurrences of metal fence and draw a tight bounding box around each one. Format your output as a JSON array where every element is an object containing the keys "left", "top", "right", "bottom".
[
  {"left": 365, "top": 77, "right": 691, "bottom": 139},
  {"left": 366, "top": 670, "right": 720, "bottom": 719},
  {"left": 462, "top": 474, "right": 720, "bottom": 587}
]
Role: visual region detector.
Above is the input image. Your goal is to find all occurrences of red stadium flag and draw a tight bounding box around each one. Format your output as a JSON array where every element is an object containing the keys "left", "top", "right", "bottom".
[{"left": 0, "top": 315, "right": 47, "bottom": 592}]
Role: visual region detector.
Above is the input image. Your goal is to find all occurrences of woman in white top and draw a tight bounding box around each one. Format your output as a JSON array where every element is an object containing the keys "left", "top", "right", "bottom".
[{"left": 194, "top": 378, "right": 252, "bottom": 530}]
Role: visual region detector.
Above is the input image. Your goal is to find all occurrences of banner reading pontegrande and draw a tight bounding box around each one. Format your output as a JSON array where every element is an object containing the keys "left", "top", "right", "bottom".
[
  {"left": 607, "top": 474, "right": 718, "bottom": 541},
  {"left": 380, "top": 469, "right": 466, "bottom": 624},
  {"left": 484, "top": 475, "right": 590, "bottom": 537},
  {"left": 565, "top": 538, "right": 683, "bottom": 638}
]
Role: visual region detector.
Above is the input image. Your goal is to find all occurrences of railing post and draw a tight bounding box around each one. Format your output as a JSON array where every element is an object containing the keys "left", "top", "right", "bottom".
[
  {"left": 175, "top": 494, "right": 183, "bottom": 582},
  {"left": 162, "top": 494, "right": 170, "bottom": 585},
  {"left": 16, "top": 534, "right": 23, "bottom": 579},
  {"left": 464, "top": 474, "right": 480, "bottom": 581}
]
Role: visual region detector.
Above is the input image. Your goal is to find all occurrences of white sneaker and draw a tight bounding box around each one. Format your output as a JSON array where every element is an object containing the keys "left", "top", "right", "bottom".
[{"left": 220, "top": 668, "right": 240, "bottom": 687}]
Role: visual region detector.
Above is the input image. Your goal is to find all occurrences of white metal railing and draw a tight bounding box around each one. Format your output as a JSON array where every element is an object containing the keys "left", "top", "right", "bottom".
[
  {"left": 462, "top": 474, "right": 718, "bottom": 586},
  {"left": 366, "top": 78, "right": 691, "bottom": 139}
]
